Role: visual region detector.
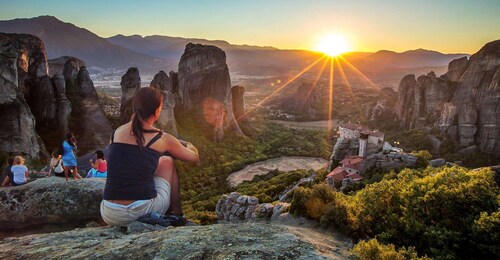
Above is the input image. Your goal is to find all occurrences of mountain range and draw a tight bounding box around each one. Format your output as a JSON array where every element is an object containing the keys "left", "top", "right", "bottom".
[{"left": 0, "top": 15, "right": 468, "bottom": 77}]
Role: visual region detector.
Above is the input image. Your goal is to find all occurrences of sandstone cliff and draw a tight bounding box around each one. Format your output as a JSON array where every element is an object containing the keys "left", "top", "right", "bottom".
[
  {"left": 178, "top": 43, "right": 243, "bottom": 141},
  {"left": 150, "top": 70, "right": 178, "bottom": 136},
  {"left": 395, "top": 40, "right": 500, "bottom": 153},
  {"left": 119, "top": 67, "right": 141, "bottom": 124},
  {"left": 0, "top": 33, "right": 112, "bottom": 157},
  {"left": 0, "top": 33, "right": 47, "bottom": 158},
  {"left": 231, "top": 85, "right": 246, "bottom": 121}
]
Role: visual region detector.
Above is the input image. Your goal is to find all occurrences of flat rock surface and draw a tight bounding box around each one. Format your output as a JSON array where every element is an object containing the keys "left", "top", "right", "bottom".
[
  {"left": 0, "top": 223, "right": 349, "bottom": 259},
  {"left": 227, "top": 157, "right": 328, "bottom": 187}
]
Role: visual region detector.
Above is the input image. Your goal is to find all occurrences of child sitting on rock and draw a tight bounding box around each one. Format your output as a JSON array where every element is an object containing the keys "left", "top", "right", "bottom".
[
  {"left": 87, "top": 150, "right": 107, "bottom": 178},
  {"left": 49, "top": 151, "right": 65, "bottom": 177},
  {"left": 1, "top": 156, "right": 29, "bottom": 186}
]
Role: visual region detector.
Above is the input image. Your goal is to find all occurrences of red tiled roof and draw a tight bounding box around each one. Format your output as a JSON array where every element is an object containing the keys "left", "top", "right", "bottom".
[
  {"left": 346, "top": 173, "right": 363, "bottom": 181},
  {"left": 340, "top": 156, "right": 364, "bottom": 166},
  {"left": 327, "top": 167, "right": 348, "bottom": 181},
  {"left": 344, "top": 163, "right": 361, "bottom": 170}
]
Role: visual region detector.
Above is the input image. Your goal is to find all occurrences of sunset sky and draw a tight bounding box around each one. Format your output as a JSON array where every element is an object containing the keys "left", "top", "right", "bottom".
[{"left": 0, "top": 0, "right": 499, "bottom": 53}]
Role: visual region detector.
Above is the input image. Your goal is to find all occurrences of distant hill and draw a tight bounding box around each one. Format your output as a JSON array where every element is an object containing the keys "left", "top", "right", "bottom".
[
  {"left": 361, "top": 49, "right": 468, "bottom": 68},
  {"left": 0, "top": 15, "right": 469, "bottom": 78},
  {"left": 0, "top": 16, "right": 171, "bottom": 70}
]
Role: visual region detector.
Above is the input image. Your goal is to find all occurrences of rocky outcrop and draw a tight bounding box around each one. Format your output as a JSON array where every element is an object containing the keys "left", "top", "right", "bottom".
[
  {"left": 0, "top": 222, "right": 340, "bottom": 259},
  {"left": 74, "top": 67, "right": 113, "bottom": 150},
  {"left": 328, "top": 138, "right": 359, "bottom": 170},
  {"left": 53, "top": 73, "right": 71, "bottom": 135},
  {"left": 395, "top": 72, "right": 455, "bottom": 129},
  {"left": 150, "top": 70, "right": 178, "bottom": 136},
  {"left": 150, "top": 70, "right": 173, "bottom": 92},
  {"left": 445, "top": 56, "right": 469, "bottom": 82},
  {"left": 215, "top": 192, "right": 291, "bottom": 222},
  {"left": 231, "top": 85, "right": 246, "bottom": 121},
  {"left": 0, "top": 33, "right": 46, "bottom": 158},
  {"left": 178, "top": 43, "right": 243, "bottom": 141},
  {"left": 120, "top": 67, "right": 141, "bottom": 124},
  {"left": 395, "top": 40, "right": 500, "bottom": 153},
  {"left": 361, "top": 152, "right": 417, "bottom": 171},
  {"left": 0, "top": 33, "right": 112, "bottom": 156},
  {"left": 0, "top": 177, "right": 104, "bottom": 229},
  {"left": 48, "top": 56, "right": 86, "bottom": 77}
]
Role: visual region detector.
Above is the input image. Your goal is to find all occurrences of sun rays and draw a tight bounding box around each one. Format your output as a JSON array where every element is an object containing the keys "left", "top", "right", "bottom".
[{"left": 237, "top": 52, "right": 379, "bottom": 131}]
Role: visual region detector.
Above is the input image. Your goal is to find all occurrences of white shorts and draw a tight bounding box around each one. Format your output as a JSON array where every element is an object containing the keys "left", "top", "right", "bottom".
[{"left": 100, "top": 177, "right": 171, "bottom": 226}]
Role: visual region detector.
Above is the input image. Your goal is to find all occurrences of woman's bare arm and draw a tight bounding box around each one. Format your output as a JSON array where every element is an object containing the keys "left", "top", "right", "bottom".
[{"left": 163, "top": 134, "right": 200, "bottom": 163}]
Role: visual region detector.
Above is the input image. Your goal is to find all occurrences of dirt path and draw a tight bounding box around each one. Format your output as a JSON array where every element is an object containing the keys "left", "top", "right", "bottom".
[
  {"left": 271, "top": 120, "right": 339, "bottom": 130},
  {"left": 227, "top": 156, "right": 329, "bottom": 187},
  {"left": 284, "top": 225, "right": 352, "bottom": 259}
]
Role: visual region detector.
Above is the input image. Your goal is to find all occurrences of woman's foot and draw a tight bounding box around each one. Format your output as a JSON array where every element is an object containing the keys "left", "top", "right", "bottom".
[{"left": 163, "top": 214, "right": 188, "bottom": 226}]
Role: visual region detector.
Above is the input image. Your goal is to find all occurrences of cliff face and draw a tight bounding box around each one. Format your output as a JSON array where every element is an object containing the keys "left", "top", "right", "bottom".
[
  {"left": 119, "top": 67, "right": 141, "bottom": 124},
  {"left": 0, "top": 33, "right": 112, "bottom": 157},
  {"left": 395, "top": 72, "right": 455, "bottom": 129},
  {"left": 395, "top": 40, "right": 500, "bottom": 153},
  {"left": 231, "top": 85, "right": 245, "bottom": 121},
  {"left": 150, "top": 70, "right": 178, "bottom": 136},
  {"left": 178, "top": 43, "right": 243, "bottom": 141},
  {"left": 0, "top": 33, "right": 47, "bottom": 158}
]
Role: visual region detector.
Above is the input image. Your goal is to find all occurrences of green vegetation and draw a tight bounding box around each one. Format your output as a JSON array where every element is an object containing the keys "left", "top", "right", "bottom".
[
  {"left": 290, "top": 166, "right": 500, "bottom": 259},
  {"left": 97, "top": 91, "right": 121, "bottom": 129},
  {"left": 236, "top": 169, "right": 313, "bottom": 203},
  {"left": 353, "top": 239, "right": 430, "bottom": 260},
  {"left": 174, "top": 116, "right": 332, "bottom": 224}
]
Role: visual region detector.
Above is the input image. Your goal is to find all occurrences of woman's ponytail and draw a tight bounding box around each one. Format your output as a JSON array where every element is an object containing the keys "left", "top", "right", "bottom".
[{"left": 130, "top": 88, "right": 163, "bottom": 148}]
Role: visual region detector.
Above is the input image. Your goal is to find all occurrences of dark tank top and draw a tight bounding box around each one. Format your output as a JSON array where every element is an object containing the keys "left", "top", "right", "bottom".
[{"left": 103, "top": 131, "right": 165, "bottom": 200}]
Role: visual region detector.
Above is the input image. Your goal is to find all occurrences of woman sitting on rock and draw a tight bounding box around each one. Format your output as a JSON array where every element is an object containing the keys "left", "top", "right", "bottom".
[
  {"left": 1, "top": 156, "right": 29, "bottom": 186},
  {"left": 87, "top": 150, "right": 107, "bottom": 178},
  {"left": 101, "top": 87, "right": 199, "bottom": 227},
  {"left": 1, "top": 157, "right": 14, "bottom": 187},
  {"left": 62, "top": 133, "right": 83, "bottom": 181}
]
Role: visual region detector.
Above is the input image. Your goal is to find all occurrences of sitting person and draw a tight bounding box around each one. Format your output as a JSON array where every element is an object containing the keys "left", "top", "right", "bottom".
[
  {"left": 1, "top": 156, "right": 29, "bottom": 186},
  {"left": 49, "top": 151, "right": 65, "bottom": 177},
  {"left": 100, "top": 87, "right": 199, "bottom": 227},
  {"left": 1, "top": 157, "right": 14, "bottom": 187},
  {"left": 87, "top": 150, "right": 108, "bottom": 178}
]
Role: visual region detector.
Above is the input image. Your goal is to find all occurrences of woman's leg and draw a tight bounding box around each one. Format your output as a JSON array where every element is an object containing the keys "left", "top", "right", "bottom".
[
  {"left": 63, "top": 166, "right": 69, "bottom": 181},
  {"left": 155, "top": 156, "right": 183, "bottom": 215},
  {"left": 72, "top": 166, "right": 82, "bottom": 179}
]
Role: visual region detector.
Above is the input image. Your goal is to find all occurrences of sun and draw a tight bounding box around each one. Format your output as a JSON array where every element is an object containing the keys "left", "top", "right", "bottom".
[{"left": 315, "top": 34, "right": 351, "bottom": 57}]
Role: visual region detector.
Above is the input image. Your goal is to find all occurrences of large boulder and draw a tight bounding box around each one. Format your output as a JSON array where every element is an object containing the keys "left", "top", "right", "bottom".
[
  {"left": 178, "top": 43, "right": 243, "bottom": 141},
  {"left": 120, "top": 67, "right": 141, "bottom": 124},
  {"left": 0, "top": 33, "right": 46, "bottom": 159},
  {"left": 0, "top": 223, "right": 343, "bottom": 259},
  {"left": 0, "top": 177, "right": 104, "bottom": 229}
]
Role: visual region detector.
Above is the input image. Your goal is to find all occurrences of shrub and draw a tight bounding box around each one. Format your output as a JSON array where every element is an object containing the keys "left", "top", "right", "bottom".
[
  {"left": 353, "top": 239, "right": 429, "bottom": 260},
  {"left": 291, "top": 166, "right": 500, "bottom": 259}
]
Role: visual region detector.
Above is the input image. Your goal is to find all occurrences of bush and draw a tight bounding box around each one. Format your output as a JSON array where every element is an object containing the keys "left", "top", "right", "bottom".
[
  {"left": 353, "top": 239, "right": 429, "bottom": 260},
  {"left": 291, "top": 166, "right": 500, "bottom": 259}
]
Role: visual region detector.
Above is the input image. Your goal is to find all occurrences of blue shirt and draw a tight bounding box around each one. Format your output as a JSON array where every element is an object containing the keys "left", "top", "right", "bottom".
[{"left": 11, "top": 165, "right": 28, "bottom": 184}]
